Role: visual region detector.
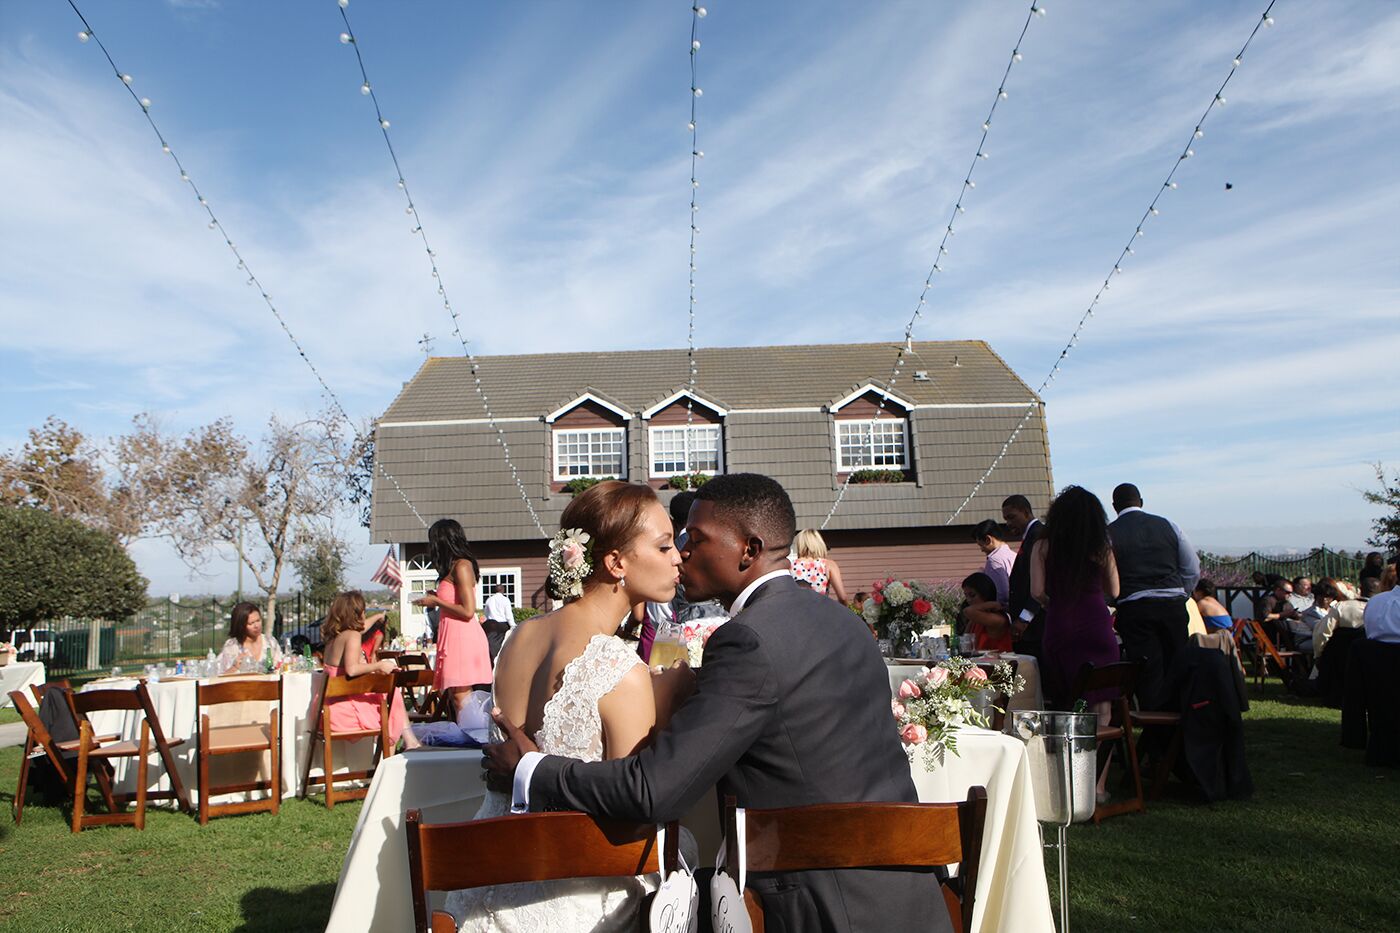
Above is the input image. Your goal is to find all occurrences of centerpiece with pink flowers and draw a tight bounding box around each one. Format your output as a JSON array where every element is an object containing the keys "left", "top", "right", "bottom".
[
  {"left": 861, "top": 576, "right": 941, "bottom": 655},
  {"left": 892, "top": 657, "right": 1025, "bottom": 768}
]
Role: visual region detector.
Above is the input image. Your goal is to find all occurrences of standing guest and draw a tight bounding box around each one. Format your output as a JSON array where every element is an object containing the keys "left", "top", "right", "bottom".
[
  {"left": 321, "top": 591, "right": 417, "bottom": 748},
  {"left": 1108, "top": 483, "right": 1200, "bottom": 712},
  {"left": 790, "top": 528, "right": 850, "bottom": 603},
  {"left": 1315, "top": 577, "right": 1378, "bottom": 658},
  {"left": 414, "top": 519, "right": 492, "bottom": 715},
  {"left": 1031, "top": 485, "right": 1121, "bottom": 719},
  {"left": 1364, "top": 555, "right": 1400, "bottom": 643},
  {"left": 1192, "top": 580, "right": 1234, "bottom": 631},
  {"left": 959, "top": 572, "right": 1013, "bottom": 652},
  {"left": 973, "top": 519, "right": 1016, "bottom": 606},
  {"left": 1002, "top": 494, "right": 1045, "bottom": 662},
  {"left": 482, "top": 584, "right": 514, "bottom": 664},
  {"left": 217, "top": 602, "right": 283, "bottom": 674},
  {"left": 1359, "top": 552, "right": 1386, "bottom": 586}
]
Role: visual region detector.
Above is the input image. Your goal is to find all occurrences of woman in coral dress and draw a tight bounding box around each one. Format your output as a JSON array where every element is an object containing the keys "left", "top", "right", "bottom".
[
  {"left": 319, "top": 590, "right": 415, "bottom": 747},
  {"left": 415, "top": 518, "right": 493, "bottom": 716}
]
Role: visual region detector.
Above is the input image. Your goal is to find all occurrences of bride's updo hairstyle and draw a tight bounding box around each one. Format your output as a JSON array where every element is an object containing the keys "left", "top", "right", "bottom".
[{"left": 554, "top": 480, "right": 659, "bottom": 597}]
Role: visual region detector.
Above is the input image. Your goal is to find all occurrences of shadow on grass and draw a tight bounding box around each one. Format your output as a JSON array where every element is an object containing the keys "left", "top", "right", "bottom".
[{"left": 235, "top": 882, "right": 337, "bottom": 933}]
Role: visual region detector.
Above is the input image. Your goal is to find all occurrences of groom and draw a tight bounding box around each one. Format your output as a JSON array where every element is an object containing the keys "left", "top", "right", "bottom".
[{"left": 485, "top": 473, "right": 948, "bottom": 932}]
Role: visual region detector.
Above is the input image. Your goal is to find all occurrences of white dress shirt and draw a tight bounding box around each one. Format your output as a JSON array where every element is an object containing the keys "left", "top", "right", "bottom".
[
  {"left": 1364, "top": 589, "right": 1400, "bottom": 644},
  {"left": 484, "top": 593, "right": 514, "bottom": 625}
]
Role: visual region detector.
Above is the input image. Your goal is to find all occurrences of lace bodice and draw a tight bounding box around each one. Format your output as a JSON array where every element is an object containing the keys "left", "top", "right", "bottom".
[{"left": 534, "top": 634, "right": 642, "bottom": 761}]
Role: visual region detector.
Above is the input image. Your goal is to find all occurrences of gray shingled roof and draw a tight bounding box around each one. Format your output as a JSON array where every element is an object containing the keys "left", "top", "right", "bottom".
[{"left": 380, "top": 340, "right": 1036, "bottom": 422}]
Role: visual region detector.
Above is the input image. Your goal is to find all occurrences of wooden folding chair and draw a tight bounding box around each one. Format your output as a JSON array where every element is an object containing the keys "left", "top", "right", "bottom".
[
  {"left": 29, "top": 678, "right": 72, "bottom": 705},
  {"left": 396, "top": 653, "right": 430, "bottom": 670},
  {"left": 195, "top": 678, "right": 282, "bottom": 825},
  {"left": 63, "top": 688, "right": 174, "bottom": 833},
  {"left": 721, "top": 788, "right": 987, "bottom": 933},
  {"left": 405, "top": 809, "right": 676, "bottom": 933},
  {"left": 395, "top": 668, "right": 441, "bottom": 721},
  {"left": 10, "top": 690, "right": 85, "bottom": 823},
  {"left": 65, "top": 682, "right": 189, "bottom": 814},
  {"left": 300, "top": 670, "right": 395, "bottom": 809},
  {"left": 1247, "top": 619, "right": 1304, "bottom": 687},
  {"left": 1070, "top": 661, "right": 1146, "bottom": 822}
]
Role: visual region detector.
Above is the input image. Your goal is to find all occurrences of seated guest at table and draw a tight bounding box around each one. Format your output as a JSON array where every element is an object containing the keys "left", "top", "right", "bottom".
[
  {"left": 1290, "top": 576, "right": 1316, "bottom": 615},
  {"left": 1365, "top": 555, "right": 1400, "bottom": 644},
  {"left": 1360, "top": 552, "right": 1386, "bottom": 586},
  {"left": 1031, "top": 485, "right": 1121, "bottom": 726},
  {"left": 790, "top": 528, "right": 849, "bottom": 603},
  {"left": 1263, "top": 579, "right": 1309, "bottom": 647},
  {"left": 973, "top": 519, "right": 1016, "bottom": 606},
  {"left": 321, "top": 590, "right": 417, "bottom": 749},
  {"left": 1192, "top": 579, "right": 1233, "bottom": 631},
  {"left": 360, "top": 615, "right": 387, "bottom": 661},
  {"left": 1315, "top": 577, "right": 1378, "bottom": 658},
  {"left": 413, "top": 518, "right": 493, "bottom": 717},
  {"left": 1302, "top": 578, "right": 1342, "bottom": 631},
  {"left": 960, "top": 572, "right": 1014, "bottom": 652},
  {"left": 216, "top": 602, "right": 283, "bottom": 674}
]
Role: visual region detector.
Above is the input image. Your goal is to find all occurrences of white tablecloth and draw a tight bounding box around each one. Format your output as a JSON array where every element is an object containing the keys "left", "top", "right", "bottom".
[
  {"left": 887, "top": 653, "right": 1044, "bottom": 719},
  {"left": 1, "top": 662, "right": 46, "bottom": 707},
  {"left": 80, "top": 672, "right": 378, "bottom": 804}
]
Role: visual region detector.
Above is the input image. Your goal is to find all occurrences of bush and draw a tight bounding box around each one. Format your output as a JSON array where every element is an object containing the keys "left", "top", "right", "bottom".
[
  {"left": 850, "top": 469, "right": 906, "bottom": 484},
  {"left": 562, "top": 476, "right": 613, "bottom": 496},
  {"left": 513, "top": 607, "right": 542, "bottom": 623},
  {"left": 667, "top": 473, "right": 710, "bottom": 491}
]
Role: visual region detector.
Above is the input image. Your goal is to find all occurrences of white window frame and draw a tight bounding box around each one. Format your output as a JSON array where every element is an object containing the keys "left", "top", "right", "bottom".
[
  {"left": 648, "top": 424, "right": 724, "bottom": 478},
  {"left": 399, "top": 555, "right": 437, "bottom": 640},
  {"left": 476, "top": 567, "right": 523, "bottom": 610},
  {"left": 553, "top": 427, "right": 628, "bottom": 481},
  {"left": 834, "top": 418, "right": 911, "bottom": 471}
]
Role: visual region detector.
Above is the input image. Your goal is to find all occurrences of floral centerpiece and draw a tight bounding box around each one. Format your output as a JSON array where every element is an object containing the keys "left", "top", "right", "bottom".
[
  {"left": 892, "top": 657, "right": 1026, "bottom": 769},
  {"left": 861, "top": 576, "right": 941, "bottom": 654}
]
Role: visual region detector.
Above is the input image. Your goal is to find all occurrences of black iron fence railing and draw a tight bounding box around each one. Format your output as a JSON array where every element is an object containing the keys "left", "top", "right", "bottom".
[{"left": 1198, "top": 546, "right": 1366, "bottom": 588}]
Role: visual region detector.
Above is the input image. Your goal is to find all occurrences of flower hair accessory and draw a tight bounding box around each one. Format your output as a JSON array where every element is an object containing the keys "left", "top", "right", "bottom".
[{"left": 548, "top": 528, "right": 593, "bottom": 599}]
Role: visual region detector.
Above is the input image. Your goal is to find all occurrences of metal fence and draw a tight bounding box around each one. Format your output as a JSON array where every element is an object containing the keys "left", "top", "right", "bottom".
[
  {"left": 1198, "top": 546, "right": 1366, "bottom": 587},
  {"left": 8, "top": 592, "right": 334, "bottom": 680}
]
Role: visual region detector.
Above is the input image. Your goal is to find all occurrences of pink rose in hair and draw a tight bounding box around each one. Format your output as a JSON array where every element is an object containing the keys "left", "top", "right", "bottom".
[
  {"left": 963, "top": 666, "right": 988, "bottom": 685},
  {"left": 891, "top": 699, "right": 906, "bottom": 719},
  {"left": 900, "top": 723, "right": 928, "bottom": 745},
  {"left": 897, "top": 679, "right": 922, "bottom": 700},
  {"left": 561, "top": 541, "right": 585, "bottom": 569},
  {"left": 926, "top": 666, "right": 949, "bottom": 688}
]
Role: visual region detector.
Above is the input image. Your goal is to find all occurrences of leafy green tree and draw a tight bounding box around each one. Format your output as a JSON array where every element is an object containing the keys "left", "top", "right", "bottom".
[
  {"left": 1363, "top": 463, "right": 1400, "bottom": 554},
  {"left": 0, "top": 505, "right": 147, "bottom": 631},
  {"left": 292, "top": 532, "right": 349, "bottom": 605}
]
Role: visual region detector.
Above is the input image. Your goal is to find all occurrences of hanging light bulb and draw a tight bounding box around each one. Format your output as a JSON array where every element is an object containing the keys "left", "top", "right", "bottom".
[
  {"left": 1012, "top": 50, "right": 1022, "bottom": 62},
  {"left": 956, "top": 203, "right": 965, "bottom": 213},
  {"left": 687, "top": 120, "right": 696, "bottom": 131},
  {"left": 1194, "top": 127, "right": 1204, "bottom": 138},
  {"left": 339, "top": 33, "right": 352, "bottom": 44},
  {"left": 982, "top": 121, "right": 991, "bottom": 131},
  {"left": 338, "top": 0, "right": 349, "bottom": 7},
  {"left": 965, "top": 179, "right": 975, "bottom": 188},
  {"left": 692, "top": 40, "right": 701, "bottom": 50},
  {"left": 693, "top": 87, "right": 703, "bottom": 97},
  {"left": 140, "top": 98, "right": 151, "bottom": 109},
  {"left": 208, "top": 220, "right": 216, "bottom": 229},
  {"left": 162, "top": 144, "right": 171, "bottom": 153},
  {"left": 695, "top": 150, "right": 704, "bottom": 158},
  {"left": 405, "top": 206, "right": 414, "bottom": 215},
  {"left": 180, "top": 171, "right": 190, "bottom": 182},
  {"left": 1232, "top": 57, "right": 1242, "bottom": 67},
  {"left": 977, "top": 151, "right": 989, "bottom": 159},
  {"left": 120, "top": 73, "right": 133, "bottom": 85},
  {"left": 1150, "top": 206, "right": 1159, "bottom": 215},
  {"left": 397, "top": 179, "right": 405, "bottom": 188},
  {"left": 998, "top": 88, "right": 1008, "bottom": 99},
  {"left": 1215, "top": 94, "right": 1226, "bottom": 105},
  {"left": 361, "top": 82, "right": 372, "bottom": 95},
  {"left": 1167, "top": 181, "right": 1178, "bottom": 189},
  {"left": 1263, "top": 14, "right": 1274, "bottom": 26},
  {"left": 1033, "top": 5, "right": 1047, "bottom": 16},
  {"left": 380, "top": 118, "right": 391, "bottom": 128},
  {"left": 695, "top": 5, "right": 707, "bottom": 17},
  {"left": 77, "top": 31, "right": 90, "bottom": 42}
]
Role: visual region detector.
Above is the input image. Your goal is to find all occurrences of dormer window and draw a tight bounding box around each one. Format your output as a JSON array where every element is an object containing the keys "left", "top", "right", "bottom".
[
  {"left": 642, "top": 391, "right": 727, "bottom": 480},
  {"left": 546, "top": 392, "right": 631, "bottom": 483},
  {"left": 829, "top": 385, "right": 915, "bottom": 476}
]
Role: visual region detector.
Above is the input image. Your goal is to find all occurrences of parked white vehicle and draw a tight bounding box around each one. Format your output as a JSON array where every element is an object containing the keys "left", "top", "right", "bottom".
[{"left": 13, "top": 628, "right": 56, "bottom": 662}]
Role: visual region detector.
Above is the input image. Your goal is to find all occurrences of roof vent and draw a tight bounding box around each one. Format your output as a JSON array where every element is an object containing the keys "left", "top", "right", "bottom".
[
  {"left": 913, "top": 370, "right": 930, "bottom": 382},
  {"left": 952, "top": 355, "right": 961, "bottom": 368}
]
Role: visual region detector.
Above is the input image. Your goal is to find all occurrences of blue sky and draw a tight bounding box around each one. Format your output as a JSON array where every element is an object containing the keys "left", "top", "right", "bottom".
[{"left": 2, "top": 1, "right": 1397, "bottom": 594}]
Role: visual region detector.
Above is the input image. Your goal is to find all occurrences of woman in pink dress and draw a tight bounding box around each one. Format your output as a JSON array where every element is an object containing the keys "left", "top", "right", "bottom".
[
  {"left": 319, "top": 590, "right": 416, "bottom": 747},
  {"left": 414, "top": 518, "right": 493, "bottom": 716}
]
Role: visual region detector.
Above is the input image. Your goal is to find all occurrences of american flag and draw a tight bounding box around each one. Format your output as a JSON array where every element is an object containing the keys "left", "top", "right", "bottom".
[{"left": 371, "top": 546, "right": 402, "bottom": 593}]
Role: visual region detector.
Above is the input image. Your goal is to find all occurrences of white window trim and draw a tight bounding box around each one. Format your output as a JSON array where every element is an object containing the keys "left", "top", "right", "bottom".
[
  {"left": 476, "top": 566, "right": 523, "bottom": 609},
  {"left": 552, "top": 426, "right": 628, "bottom": 481},
  {"left": 833, "top": 417, "right": 911, "bottom": 472},
  {"left": 641, "top": 390, "right": 729, "bottom": 421},
  {"left": 545, "top": 393, "right": 632, "bottom": 424},
  {"left": 828, "top": 383, "right": 917, "bottom": 414},
  {"left": 647, "top": 424, "right": 725, "bottom": 479}
]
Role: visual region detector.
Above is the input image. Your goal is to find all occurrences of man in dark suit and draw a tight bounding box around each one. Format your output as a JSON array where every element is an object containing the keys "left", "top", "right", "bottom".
[
  {"left": 485, "top": 473, "right": 946, "bottom": 932},
  {"left": 1002, "top": 494, "right": 1044, "bottom": 662}
]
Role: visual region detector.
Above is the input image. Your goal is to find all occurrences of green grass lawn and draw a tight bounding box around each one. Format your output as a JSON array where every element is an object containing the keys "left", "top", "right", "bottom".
[{"left": 0, "top": 684, "right": 1394, "bottom": 931}]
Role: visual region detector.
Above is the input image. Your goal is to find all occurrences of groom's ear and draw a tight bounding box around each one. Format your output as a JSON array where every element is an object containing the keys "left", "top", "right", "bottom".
[{"left": 738, "top": 534, "right": 765, "bottom": 570}]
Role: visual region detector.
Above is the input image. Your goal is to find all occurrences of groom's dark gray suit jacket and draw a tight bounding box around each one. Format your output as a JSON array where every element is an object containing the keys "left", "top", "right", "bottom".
[{"left": 528, "top": 574, "right": 949, "bottom": 933}]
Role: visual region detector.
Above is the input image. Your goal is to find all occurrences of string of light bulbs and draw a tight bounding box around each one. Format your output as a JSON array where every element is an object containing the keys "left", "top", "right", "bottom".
[
  {"left": 681, "top": 4, "right": 707, "bottom": 468},
  {"left": 942, "top": 2, "right": 1278, "bottom": 525},
  {"left": 332, "top": 0, "right": 547, "bottom": 538},
  {"left": 64, "top": 0, "right": 427, "bottom": 529},
  {"left": 821, "top": 0, "right": 1047, "bottom": 529}
]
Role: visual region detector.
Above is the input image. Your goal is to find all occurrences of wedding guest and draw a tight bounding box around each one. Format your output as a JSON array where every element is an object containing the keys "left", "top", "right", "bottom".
[
  {"left": 791, "top": 528, "right": 849, "bottom": 603},
  {"left": 959, "top": 572, "right": 1013, "bottom": 652},
  {"left": 1002, "top": 493, "right": 1045, "bottom": 662},
  {"left": 1364, "top": 556, "right": 1400, "bottom": 643},
  {"left": 1301, "top": 578, "right": 1342, "bottom": 632},
  {"left": 1315, "top": 577, "right": 1378, "bottom": 658},
  {"left": 320, "top": 590, "right": 416, "bottom": 748},
  {"left": 414, "top": 518, "right": 492, "bottom": 716},
  {"left": 1108, "top": 483, "right": 1200, "bottom": 712},
  {"left": 973, "top": 519, "right": 1016, "bottom": 606},
  {"left": 1032, "top": 485, "right": 1121, "bottom": 721},
  {"left": 1192, "top": 580, "right": 1234, "bottom": 631},
  {"left": 1383, "top": 564, "right": 1398, "bottom": 592},
  {"left": 1360, "top": 552, "right": 1386, "bottom": 585},
  {"left": 483, "top": 584, "right": 514, "bottom": 664},
  {"left": 1264, "top": 579, "right": 1313, "bottom": 651},
  {"left": 1289, "top": 576, "right": 1315, "bottom": 615},
  {"left": 216, "top": 602, "right": 283, "bottom": 674}
]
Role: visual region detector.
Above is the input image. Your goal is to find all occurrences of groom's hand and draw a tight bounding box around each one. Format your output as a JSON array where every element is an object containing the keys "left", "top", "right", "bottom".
[{"left": 482, "top": 708, "right": 539, "bottom": 793}]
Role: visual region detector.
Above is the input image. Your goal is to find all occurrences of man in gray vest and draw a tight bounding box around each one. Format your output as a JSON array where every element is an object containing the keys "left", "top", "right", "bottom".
[{"left": 1108, "top": 483, "right": 1200, "bottom": 712}]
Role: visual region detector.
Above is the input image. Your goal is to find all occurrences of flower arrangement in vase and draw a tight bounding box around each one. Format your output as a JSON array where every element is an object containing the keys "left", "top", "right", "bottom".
[
  {"left": 861, "top": 576, "right": 941, "bottom": 654},
  {"left": 892, "top": 657, "right": 1025, "bottom": 769}
]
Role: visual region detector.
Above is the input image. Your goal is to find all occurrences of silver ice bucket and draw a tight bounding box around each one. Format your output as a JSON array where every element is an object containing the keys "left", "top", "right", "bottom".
[{"left": 1012, "top": 710, "right": 1097, "bottom": 825}]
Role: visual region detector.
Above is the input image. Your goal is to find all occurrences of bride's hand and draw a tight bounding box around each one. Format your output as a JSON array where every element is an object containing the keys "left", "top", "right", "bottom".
[{"left": 650, "top": 661, "right": 697, "bottom": 727}]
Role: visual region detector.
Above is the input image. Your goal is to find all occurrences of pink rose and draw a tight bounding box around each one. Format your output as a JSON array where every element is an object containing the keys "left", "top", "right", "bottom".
[
  {"left": 925, "top": 666, "right": 950, "bottom": 688},
  {"left": 900, "top": 723, "right": 928, "bottom": 745},
  {"left": 912, "top": 598, "right": 932, "bottom": 616},
  {"left": 891, "top": 699, "right": 906, "bottom": 719},
  {"left": 561, "top": 541, "right": 585, "bottom": 569},
  {"left": 963, "top": 666, "right": 989, "bottom": 685},
  {"left": 897, "top": 679, "right": 922, "bottom": 700}
]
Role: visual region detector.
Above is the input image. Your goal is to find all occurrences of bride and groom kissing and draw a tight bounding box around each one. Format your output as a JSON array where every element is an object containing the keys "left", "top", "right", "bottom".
[{"left": 462, "top": 473, "right": 949, "bottom": 932}]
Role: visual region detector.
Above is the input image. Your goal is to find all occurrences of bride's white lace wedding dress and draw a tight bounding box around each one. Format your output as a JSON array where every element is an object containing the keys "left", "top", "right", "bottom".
[{"left": 446, "top": 634, "right": 682, "bottom": 932}]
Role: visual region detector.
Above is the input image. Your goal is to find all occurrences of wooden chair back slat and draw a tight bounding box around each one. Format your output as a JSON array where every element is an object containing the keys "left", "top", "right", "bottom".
[
  {"left": 197, "top": 678, "right": 281, "bottom": 706},
  {"left": 395, "top": 669, "right": 436, "bottom": 690},
  {"left": 324, "top": 671, "right": 396, "bottom": 698},
  {"left": 65, "top": 682, "right": 190, "bottom": 813},
  {"left": 70, "top": 688, "right": 145, "bottom": 714},
  {"left": 396, "top": 653, "right": 429, "bottom": 669},
  {"left": 30, "top": 679, "right": 72, "bottom": 704}
]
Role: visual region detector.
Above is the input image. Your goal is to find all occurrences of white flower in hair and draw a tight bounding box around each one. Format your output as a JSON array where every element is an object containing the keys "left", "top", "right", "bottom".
[{"left": 548, "top": 528, "right": 593, "bottom": 599}]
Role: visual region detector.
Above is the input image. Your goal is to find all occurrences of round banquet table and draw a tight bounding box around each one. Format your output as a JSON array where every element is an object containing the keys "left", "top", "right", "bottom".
[
  {"left": 79, "top": 671, "right": 379, "bottom": 805},
  {"left": 887, "top": 653, "right": 1044, "bottom": 720}
]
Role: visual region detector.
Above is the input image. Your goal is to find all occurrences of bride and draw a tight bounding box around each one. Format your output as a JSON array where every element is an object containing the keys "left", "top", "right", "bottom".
[{"left": 447, "top": 480, "right": 696, "bottom": 931}]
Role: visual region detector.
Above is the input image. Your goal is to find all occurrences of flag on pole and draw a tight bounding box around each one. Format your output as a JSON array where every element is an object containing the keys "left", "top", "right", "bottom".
[{"left": 371, "top": 545, "right": 402, "bottom": 593}]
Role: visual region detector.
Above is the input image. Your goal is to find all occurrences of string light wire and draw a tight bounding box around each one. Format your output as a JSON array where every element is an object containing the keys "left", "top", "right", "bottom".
[
  {"left": 682, "top": 4, "right": 706, "bottom": 479},
  {"left": 333, "top": 0, "right": 547, "bottom": 538},
  {"left": 822, "top": 1, "right": 1046, "bottom": 528},
  {"left": 943, "top": 2, "right": 1279, "bottom": 525},
  {"left": 64, "top": 0, "right": 427, "bottom": 528}
]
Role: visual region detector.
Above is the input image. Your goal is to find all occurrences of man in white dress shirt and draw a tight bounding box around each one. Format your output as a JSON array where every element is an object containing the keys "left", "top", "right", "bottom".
[{"left": 483, "top": 584, "right": 514, "bottom": 663}]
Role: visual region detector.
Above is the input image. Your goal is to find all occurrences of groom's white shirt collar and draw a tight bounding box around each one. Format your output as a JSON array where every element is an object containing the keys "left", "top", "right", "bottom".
[{"left": 728, "top": 568, "right": 794, "bottom": 615}]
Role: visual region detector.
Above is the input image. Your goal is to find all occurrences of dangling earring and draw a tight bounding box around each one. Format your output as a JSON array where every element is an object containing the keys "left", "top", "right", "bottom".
[{"left": 619, "top": 576, "right": 627, "bottom": 589}]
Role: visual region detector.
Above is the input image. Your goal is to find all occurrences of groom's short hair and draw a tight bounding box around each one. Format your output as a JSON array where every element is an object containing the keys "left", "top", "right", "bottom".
[{"left": 694, "top": 473, "right": 796, "bottom": 553}]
